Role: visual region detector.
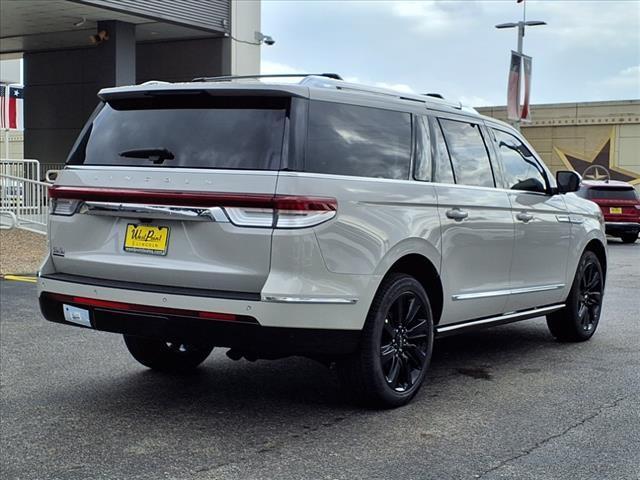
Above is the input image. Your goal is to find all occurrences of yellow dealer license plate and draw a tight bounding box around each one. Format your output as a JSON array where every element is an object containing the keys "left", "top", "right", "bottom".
[
  {"left": 124, "top": 224, "right": 170, "bottom": 256},
  {"left": 609, "top": 207, "right": 622, "bottom": 214}
]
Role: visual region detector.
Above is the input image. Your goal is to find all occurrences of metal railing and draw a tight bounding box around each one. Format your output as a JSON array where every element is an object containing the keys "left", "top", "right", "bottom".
[
  {"left": 1, "top": 172, "right": 51, "bottom": 235},
  {"left": 1, "top": 158, "right": 42, "bottom": 182},
  {"left": 0, "top": 158, "right": 55, "bottom": 234}
]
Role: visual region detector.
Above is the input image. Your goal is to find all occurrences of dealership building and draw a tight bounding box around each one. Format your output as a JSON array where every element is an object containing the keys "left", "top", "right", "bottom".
[
  {"left": 477, "top": 100, "right": 640, "bottom": 190},
  {"left": 0, "top": 0, "right": 260, "bottom": 166}
]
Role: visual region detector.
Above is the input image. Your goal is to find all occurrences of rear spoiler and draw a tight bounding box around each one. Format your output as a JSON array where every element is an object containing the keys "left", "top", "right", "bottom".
[{"left": 98, "top": 85, "right": 308, "bottom": 102}]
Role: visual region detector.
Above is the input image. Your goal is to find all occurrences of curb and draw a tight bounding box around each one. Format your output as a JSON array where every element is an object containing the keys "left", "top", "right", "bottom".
[{"left": 1, "top": 274, "right": 38, "bottom": 283}]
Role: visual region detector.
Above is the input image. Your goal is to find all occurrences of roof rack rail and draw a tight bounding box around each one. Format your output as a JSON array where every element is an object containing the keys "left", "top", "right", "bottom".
[
  {"left": 302, "top": 76, "right": 466, "bottom": 111},
  {"left": 423, "top": 93, "right": 445, "bottom": 99},
  {"left": 191, "top": 73, "right": 343, "bottom": 82}
]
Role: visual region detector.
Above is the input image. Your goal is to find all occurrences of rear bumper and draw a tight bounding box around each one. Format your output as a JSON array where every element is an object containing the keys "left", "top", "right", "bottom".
[
  {"left": 605, "top": 222, "right": 640, "bottom": 236},
  {"left": 39, "top": 292, "right": 360, "bottom": 357},
  {"left": 37, "top": 274, "right": 368, "bottom": 356}
]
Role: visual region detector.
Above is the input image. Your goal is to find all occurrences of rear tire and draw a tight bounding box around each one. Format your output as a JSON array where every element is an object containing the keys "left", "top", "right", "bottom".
[
  {"left": 336, "top": 274, "right": 434, "bottom": 408},
  {"left": 620, "top": 233, "right": 638, "bottom": 244},
  {"left": 546, "top": 250, "right": 604, "bottom": 342},
  {"left": 124, "top": 335, "right": 213, "bottom": 372}
]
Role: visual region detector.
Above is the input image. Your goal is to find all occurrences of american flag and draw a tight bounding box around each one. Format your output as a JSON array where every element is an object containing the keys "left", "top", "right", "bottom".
[{"left": 0, "top": 84, "right": 24, "bottom": 130}]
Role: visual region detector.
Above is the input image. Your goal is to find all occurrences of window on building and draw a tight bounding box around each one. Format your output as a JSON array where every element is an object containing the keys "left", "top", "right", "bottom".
[
  {"left": 439, "top": 119, "right": 495, "bottom": 187},
  {"left": 306, "top": 101, "right": 412, "bottom": 179},
  {"left": 493, "top": 129, "right": 547, "bottom": 192}
]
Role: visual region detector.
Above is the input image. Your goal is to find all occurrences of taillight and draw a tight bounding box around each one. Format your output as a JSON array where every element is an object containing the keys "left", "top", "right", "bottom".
[
  {"left": 224, "top": 196, "right": 337, "bottom": 228},
  {"left": 51, "top": 198, "right": 81, "bottom": 216}
]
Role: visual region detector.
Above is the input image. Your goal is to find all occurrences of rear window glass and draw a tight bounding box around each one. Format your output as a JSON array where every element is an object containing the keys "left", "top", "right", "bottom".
[
  {"left": 439, "top": 119, "right": 495, "bottom": 188},
  {"left": 67, "top": 95, "right": 288, "bottom": 169},
  {"left": 306, "top": 101, "right": 411, "bottom": 179},
  {"left": 586, "top": 187, "right": 638, "bottom": 200}
]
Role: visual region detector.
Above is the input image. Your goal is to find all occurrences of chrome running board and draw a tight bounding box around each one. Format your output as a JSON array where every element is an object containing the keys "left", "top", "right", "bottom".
[{"left": 435, "top": 303, "right": 565, "bottom": 337}]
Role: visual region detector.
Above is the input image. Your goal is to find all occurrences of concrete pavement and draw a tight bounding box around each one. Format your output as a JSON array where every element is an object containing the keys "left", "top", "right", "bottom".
[{"left": 1, "top": 240, "right": 638, "bottom": 480}]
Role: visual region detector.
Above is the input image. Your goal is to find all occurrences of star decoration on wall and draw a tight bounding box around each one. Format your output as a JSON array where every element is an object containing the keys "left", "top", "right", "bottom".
[{"left": 555, "top": 130, "right": 639, "bottom": 185}]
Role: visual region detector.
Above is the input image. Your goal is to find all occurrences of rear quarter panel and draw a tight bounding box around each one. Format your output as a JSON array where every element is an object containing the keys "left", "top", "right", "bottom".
[{"left": 275, "top": 172, "right": 442, "bottom": 305}]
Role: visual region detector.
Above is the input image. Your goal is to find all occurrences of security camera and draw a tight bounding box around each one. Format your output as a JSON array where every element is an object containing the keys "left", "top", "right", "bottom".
[
  {"left": 255, "top": 32, "right": 275, "bottom": 46},
  {"left": 89, "top": 29, "right": 109, "bottom": 45}
]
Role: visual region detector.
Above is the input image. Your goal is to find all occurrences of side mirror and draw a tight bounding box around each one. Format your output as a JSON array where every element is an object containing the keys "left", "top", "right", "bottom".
[
  {"left": 511, "top": 177, "right": 547, "bottom": 193},
  {"left": 556, "top": 170, "right": 581, "bottom": 194}
]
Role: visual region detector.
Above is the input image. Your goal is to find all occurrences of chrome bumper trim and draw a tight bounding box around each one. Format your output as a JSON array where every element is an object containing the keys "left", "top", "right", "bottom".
[
  {"left": 80, "top": 202, "right": 229, "bottom": 222},
  {"left": 262, "top": 295, "right": 358, "bottom": 304}
]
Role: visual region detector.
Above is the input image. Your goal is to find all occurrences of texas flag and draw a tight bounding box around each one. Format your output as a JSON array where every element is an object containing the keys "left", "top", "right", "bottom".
[{"left": 0, "top": 84, "right": 24, "bottom": 130}]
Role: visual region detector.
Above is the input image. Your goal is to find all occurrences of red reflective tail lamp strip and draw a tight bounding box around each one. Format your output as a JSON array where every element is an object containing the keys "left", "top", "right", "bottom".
[
  {"left": 49, "top": 186, "right": 337, "bottom": 211},
  {"left": 45, "top": 292, "right": 256, "bottom": 324}
]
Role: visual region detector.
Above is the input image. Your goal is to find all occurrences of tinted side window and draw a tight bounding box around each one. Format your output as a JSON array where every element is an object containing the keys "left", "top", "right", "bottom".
[
  {"left": 439, "top": 119, "right": 495, "bottom": 187},
  {"left": 306, "top": 101, "right": 411, "bottom": 179},
  {"left": 430, "top": 117, "right": 455, "bottom": 184},
  {"left": 414, "top": 116, "right": 431, "bottom": 181},
  {"left": 493, "top": 129, "right": 547, "bottom": 192}
]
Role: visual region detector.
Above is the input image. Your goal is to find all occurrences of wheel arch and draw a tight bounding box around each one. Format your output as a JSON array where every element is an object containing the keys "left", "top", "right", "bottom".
[
  {"left": 584, "top": 238, "right": 607, "bottom": 284},
  {"left": 380, "top": 254, "right": 444, "bottom": 326}
]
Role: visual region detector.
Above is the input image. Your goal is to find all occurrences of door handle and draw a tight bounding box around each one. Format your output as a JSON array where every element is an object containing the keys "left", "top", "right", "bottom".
[
  {"left": 446, "top": 208, "right": 469, "bottom": 221},
  {"left": 516, "top": 211, "right": 534, "bottom": 223}
]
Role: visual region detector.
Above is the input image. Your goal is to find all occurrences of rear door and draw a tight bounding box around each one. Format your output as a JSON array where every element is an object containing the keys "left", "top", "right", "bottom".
[
  {"left": 490, "top": 127, "right": 571, "bottom": 311},
  {"left": 432, "top": 116, "right": 515, "bottom": 324},
  {"left": 48, "top": 93, "right": 292, "bottom": 294}
]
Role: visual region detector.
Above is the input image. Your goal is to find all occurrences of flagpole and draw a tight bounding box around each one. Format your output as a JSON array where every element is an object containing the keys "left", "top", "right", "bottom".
[{"left": 496, "top": 0, "right": 546, "bottom": 132}]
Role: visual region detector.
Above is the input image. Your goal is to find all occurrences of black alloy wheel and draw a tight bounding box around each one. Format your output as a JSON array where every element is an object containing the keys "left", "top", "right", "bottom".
[
  {"left": 547, "top": 250, "right": 604, "bottom": 342},
  {"left": 380, "top": 291, "right": 431, "bottom": 392},
  {"left": 576, "top": 257, "right": 603, "bottom": 334},
  {"left": 337, "top": 273, "right": 434, "bottom": 408}
]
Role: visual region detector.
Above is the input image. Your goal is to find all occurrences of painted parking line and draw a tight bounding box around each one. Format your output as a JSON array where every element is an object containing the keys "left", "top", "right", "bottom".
[{"left": 2, "top": 275, "right": 38, "bottom": 283}]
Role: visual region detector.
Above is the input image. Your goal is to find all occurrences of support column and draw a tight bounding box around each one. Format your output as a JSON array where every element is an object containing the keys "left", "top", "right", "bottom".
[
  {"left": 24, "top": 21, "right": 136, "bottom": 164},
  {"left": 96, "top": 20, "right": 136, "bottom": 87}
]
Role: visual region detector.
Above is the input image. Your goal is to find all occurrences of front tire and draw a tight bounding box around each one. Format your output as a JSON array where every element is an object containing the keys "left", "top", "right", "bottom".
[
  {"left": 337, "top": 273, "right": 434, "bottom": 408},
  {"left": 620, "top": 233, "right": 638, "bottom": 244},
  {"left": 124, "top": 335, "right": 214, "bottom": 372},
  {"left": 546, "top": 250, "right": 604, "bottom": 342}
]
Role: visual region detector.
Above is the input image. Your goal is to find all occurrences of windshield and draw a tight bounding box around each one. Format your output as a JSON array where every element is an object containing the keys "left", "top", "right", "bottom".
[{"left": 67, "top": 95, "right": 288, "bottom": 170}]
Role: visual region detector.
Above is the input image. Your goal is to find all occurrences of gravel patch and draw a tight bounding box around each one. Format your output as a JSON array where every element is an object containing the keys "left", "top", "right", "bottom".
[{"left": 0, "top": 229, "right": 47, "bottom": 275}]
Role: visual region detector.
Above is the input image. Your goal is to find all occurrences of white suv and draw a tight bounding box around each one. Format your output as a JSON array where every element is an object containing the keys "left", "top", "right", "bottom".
[{"left": 38, "top": 74, "right": 607, "bottom": 407}]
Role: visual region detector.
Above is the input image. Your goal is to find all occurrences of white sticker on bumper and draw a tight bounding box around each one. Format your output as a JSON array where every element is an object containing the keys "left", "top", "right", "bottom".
[{"left": 63, "top": 304, "right": 91, "bottom": 327}]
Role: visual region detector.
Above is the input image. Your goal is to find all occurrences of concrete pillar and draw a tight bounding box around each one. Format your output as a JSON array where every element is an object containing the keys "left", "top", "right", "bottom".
[
  {"left": 24, "top": 21, "right": 136, "bottom": 164},
  {"left": 96, "top": 20, "right": 136, "bottom": 86}
]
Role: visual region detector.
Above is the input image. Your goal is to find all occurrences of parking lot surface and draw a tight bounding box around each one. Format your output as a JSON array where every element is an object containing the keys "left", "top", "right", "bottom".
[{"left": 1, "top": 241, "right": 639, "bottom": 480}]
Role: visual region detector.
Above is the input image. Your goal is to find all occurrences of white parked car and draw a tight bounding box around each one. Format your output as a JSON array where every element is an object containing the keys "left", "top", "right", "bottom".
[{"left": 38, "top": 74, "right": 607, "bottom": 407}]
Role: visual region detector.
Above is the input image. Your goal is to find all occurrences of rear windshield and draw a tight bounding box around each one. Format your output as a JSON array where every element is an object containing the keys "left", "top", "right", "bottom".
[
  {"left": 67, "top": 95, "right": 288, "bottom": 169},
  {"left": 585, "top": 187, "right": 638, "bottom": 200}
]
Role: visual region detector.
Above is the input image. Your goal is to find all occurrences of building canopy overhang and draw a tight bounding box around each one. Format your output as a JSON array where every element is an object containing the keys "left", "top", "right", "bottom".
[{"left": 0, "top": 0, "right": 228, "bottom": 55}]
